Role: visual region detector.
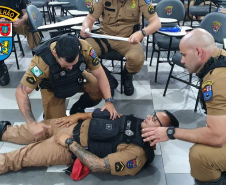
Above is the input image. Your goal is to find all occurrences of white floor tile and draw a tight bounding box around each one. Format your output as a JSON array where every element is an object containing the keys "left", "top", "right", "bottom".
[
  {"left": 0, "top": 122, "right": 26, "bottom": 153},
  {"left": 0, "top": 141, "right": 3, "bottom": 149},
  {"left": 47, "top": 165, "right": 67, "bottom": 172},
  {"left": 147, "top": 58, "right": 185, "bottom": 73},
  {"left": 161, "top": 140, "right": 193, "bottom": 173},
  {"left": 154, "top": 143, "right": 161, "bottom": 155},
  {"left": 9, "top": 57, "right": 32, "bottom": 72},
  {"left": 152, "top": 88, "right": 198, "bottom": 110},
  {"left": 0, "top": 89, "right": 19, "bottom": 109},
  {"left": 29, "top": 90, "right": 42, "bottom": 99}
]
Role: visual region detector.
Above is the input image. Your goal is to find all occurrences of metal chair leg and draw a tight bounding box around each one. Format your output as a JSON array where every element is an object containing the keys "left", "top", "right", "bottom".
[
  {"left": 154, "top": 50, "right": 160, "bottom": 83},
  {"left": 163, "top": 64, "right": 175, "bottom": 96},
  {"left": 43, "top": 6, "right": 47, "bottom": 25},
  {"left": 17, "top": 34, "right": 25, "bottom": 57},
  {"left": 194, "top": 88, "right": 200, "bottom": 112},
  {"left": 146, "top": 35, "right": 149, "bottom": 61},
  {"left": 13, "top": 41, "right": 20, "bottom": 70}
]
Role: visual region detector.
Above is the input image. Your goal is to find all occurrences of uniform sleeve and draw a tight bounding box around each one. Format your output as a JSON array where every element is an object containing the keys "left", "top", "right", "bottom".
[
  {"left": 107, "top": 144, "right": 147, "bottom": 176},
  {"left": 20, "top": 55, "right": 49, "bottom": 89},
  {"left": 139, "top": 0, "right": 157, "bottom": 21},
  {"left": 80, "top": 40, "right": 101, "bottom": 71},
  {"left": 205, "top": 70, "right": 226, "bottom": 115},
  {"left": 88, "top": 0, "right": 104, "bottom": 19}
]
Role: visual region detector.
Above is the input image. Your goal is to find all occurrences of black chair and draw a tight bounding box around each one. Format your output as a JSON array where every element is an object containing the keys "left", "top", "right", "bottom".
[
  {"left": 99, "top": 50, "right": 125, "bottom": 94},
  {"left": 12, "top": 33, "right": 25, "bottom": 70},
  {"left": 183, "top": 0, "right": 219, "bottom": 27},
  {"left": 57, "top": 0, "right": 76, "bottom": 22},
  {"left": 148, "top": 0, "right": 185, "bottom": 82},
  {"left": 30, "top": 0, "right": 52, "bottom": 25},
  {"left": 163, "top": 12, "right": 226, "bottom": 111}
]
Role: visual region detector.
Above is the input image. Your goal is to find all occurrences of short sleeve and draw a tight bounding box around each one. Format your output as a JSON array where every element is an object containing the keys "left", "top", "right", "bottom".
[
  {"left": 20, "top": 55, "right": 49, "bottom": 89},
  {"left": 203, "top": 68, "right": 226, "bottom": 115},
  {"left": 89, "top": 0, "right": 104, "bottom": 19},
  {"left": 139, "top": 0, "right": 157, "bottom": 21},
  {"left": 107, "top": 144, "right": 147, "bottom": 176}
]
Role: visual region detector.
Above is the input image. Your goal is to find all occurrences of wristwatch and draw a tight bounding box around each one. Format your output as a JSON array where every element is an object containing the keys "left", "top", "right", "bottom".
[
  {"left": 105, "top": 97, "right": 115, "bottom": 103},
  {"left": 65, "top": 138, "right": 74, "bottom": 148},
  {"left": 141, "top": 29, "right": 146, "bottom": 37},
  {"left": 166, "top": 126, "right": 176, "bottom": 140}
]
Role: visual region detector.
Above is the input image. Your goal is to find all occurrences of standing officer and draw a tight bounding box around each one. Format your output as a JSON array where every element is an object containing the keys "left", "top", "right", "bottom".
[
  {"left": 0, "top": 0, "right": 41, "bottom": 86},
  {"left": 15, "top": 34, "right": 118, "bottom": 140},
  {"left": 80, "top": 0, "right": 161, "bottom": 96},
  {"left": 142, "top": 29, "right": 226, "bottom": 184}
]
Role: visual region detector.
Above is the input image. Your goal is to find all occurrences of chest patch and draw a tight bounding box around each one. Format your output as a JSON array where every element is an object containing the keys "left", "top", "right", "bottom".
[{"left": 202, "top": 80, "right": 214, "bottom": 101}]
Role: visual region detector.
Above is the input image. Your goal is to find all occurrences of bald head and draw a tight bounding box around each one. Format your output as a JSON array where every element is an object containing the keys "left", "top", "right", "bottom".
[{"left": 180, "top": 28, "right": 215, "bottom": 52}]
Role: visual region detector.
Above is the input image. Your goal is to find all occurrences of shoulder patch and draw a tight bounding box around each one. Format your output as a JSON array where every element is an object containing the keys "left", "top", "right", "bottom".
[
  {"left": 30, "top": 66, "right": 43, "bottom": 78},
  {"left": 202, "top": 80, "right": 214, "bottom": 101},
  {"left": 145, "top": 0, "right": 151, "bottom": 5},
  {"left": 89, "top": 47, "right": 100, "bottom": 66},
  {"left": 127, "top": 157, "right": 142, "bottom": 169},
  {"left": 89, "top": 5, "right": 94, "bottom": 14},
  {"left": 115, "top": 162, "right": 125, "bottom": 172},
  {"left": 148, "top": 5, "right": 155, "bottom": 15},
  {"left": 26, "top": 75, "right": 37, "bottom": 85}
]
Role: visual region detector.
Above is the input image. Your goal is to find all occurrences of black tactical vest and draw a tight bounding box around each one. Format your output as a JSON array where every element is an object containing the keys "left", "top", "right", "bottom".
[
  {"left": 86, "top": 109, "right": 155, "bottom": 166},
  {"left": 197, "top": 55, "right": 226, "bottom": 113},
  {"left": 32, "top": 35, "right": 87, "bottom": 99}
]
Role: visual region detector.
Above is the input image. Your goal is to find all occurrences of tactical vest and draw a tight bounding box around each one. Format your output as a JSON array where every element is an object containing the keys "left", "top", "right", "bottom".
[
  {"left": 197, "top": 55, "right": 226, "bottom": 113},
  {"left": 32, "top": 35, "right": 87, "bottom": 99},
  {"left": 83, "top": 109, "right": 155, "bottom": 166}
]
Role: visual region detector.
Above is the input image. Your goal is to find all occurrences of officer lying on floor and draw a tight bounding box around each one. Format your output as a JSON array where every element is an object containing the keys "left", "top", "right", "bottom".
[
  {"left": 0, "top": 109, "right": 179, "bottom": 176},
  {"left": 15, "top": 34, "right": 118, "bottom": 140}
]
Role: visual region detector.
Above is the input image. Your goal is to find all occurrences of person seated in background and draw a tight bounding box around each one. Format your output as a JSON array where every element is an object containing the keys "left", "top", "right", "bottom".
[{"left": 0, "top": 109, "right": 179, "bottom": 178}]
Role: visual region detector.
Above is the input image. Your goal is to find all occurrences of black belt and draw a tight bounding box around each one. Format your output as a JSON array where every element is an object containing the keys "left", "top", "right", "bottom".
[{"left": 72, "top": 120, "right": 83, "bottom": 145}]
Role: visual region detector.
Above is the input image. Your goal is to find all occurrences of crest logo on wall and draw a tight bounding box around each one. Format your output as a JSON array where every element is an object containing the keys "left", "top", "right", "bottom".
[{"left": 0, "top": 22, "right": 12, "bottom": 61}]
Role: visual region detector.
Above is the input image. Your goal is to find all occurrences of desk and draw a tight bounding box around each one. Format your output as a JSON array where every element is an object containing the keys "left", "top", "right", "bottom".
[
  {"left": 38, "top": 16, "right": 86, "bottom": 31},
  {"left": 159, "top": 17, "right": 177, "bottom": 23},
  {"left": 48, "top": 1, "right": 70, "bottom": 23},
  {"left": 157, "top": 26, "right": 192, "bottom": 37},
  {"left": 68, "top": 10, "right": 89, "bottom": 17}
]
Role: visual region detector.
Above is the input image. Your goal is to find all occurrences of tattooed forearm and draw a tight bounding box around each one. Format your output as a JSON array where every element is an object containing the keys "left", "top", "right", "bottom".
[
  {"left": 70, "top": 142, "right": 111, "bottom": 173},
  {"left": 24, "top": 96, "right": 36, "bottom": 123},
  {"left": 17, "top": 83, "right": 36, "bottom": 123}
]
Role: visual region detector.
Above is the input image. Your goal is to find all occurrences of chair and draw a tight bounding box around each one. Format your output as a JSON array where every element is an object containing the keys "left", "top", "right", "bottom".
[
  {"left": 57, "top": 0, "right": 76, "bottom": 22},
  {"left": 148, "top": 0, "right": 185, "bottom": 82},
  {"left": 163, "top": 12, "right": 226, "bottom": 111},
  {"left": 12, "top": 33, "right": 25, "bottom": 70},
  {"left": 99, "top": 50, "right": 125, "bottom": 94},
  {"left": 26, "top": 5, "right": 49, "bottom": 46},
  {"left": 30, "top": 0, "right": 52, "bottom": 25},
  {"left": 75, "top": 0, "right": 89, "bottom": 11},
  {"left": 183, "top": 0, "right": 219, "bottom": 27}
]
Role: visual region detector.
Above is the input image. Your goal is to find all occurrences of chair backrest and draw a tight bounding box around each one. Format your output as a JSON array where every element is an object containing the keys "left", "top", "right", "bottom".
[
  {"left": 26, "top": 5, "right": 43, "bottom": 30},
  {"left": 75, "top": 0, "right": 89, "bottom": 11},
  {"left": 156, "top": 0, "right": 185, "bottom": 21},
  {"left": 200, "top": 12, "right": 226, "bottom": 44}
]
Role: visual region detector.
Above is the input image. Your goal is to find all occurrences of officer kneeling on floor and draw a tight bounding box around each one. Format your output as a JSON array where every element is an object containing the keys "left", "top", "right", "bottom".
[
  {"left": 142, "top": 28, "right": 226, "bottom": 185},
  {"left": 0, "top": 108, "right": 179, "bottom": 178},
  {"left": 15, "top": 34, "right": 119, "bottom": 139}
]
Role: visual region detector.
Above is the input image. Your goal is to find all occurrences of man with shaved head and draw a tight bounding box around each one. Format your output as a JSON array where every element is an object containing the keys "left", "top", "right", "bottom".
[{"left": 142, "top": 28, "right": 226, "bottom": 185}]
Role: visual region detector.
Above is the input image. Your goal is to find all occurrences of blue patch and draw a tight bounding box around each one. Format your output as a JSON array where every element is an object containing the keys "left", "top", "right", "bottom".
[
  {"left": 203, "top": 85, "right": 213, "bottom": 101},
  {"left": 145, "top": 0, "right": 151, "bottom": 4},
  {"left": 0, "top": 22, "right": 12, "bottom": 61}
]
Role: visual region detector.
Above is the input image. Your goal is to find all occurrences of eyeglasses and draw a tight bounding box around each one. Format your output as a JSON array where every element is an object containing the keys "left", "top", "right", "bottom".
[{"left": 152, "top": 112, "right": 163, "bottom": 127}]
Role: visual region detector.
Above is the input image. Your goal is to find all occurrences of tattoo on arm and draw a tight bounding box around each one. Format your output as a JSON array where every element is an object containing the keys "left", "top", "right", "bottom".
[
  {"left": 70, "top": 142, "right": 111, "bottom": 173},
  {"left": 18, "top": 83, "right": 36, "bottom": 123}
]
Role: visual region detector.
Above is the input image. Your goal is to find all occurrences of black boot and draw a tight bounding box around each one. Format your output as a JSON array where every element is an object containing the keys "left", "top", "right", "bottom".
[
  {"left": 123, "top": 67, "right": 136, "bottom": 96},
  {"left": 102, "top": 65, "right": 118, "bottom": 97},
  {"left": 0, "top": 62, "right": 10, "bottom": 86},
  {"left": 0, "top": 121, "right": 11, "bottom": 140},
  {"left": 70, "top": 93, "right": 102, "bottom": 115},
  {"left": 195, "top": 172, "right": 226, "bottom": 185}
]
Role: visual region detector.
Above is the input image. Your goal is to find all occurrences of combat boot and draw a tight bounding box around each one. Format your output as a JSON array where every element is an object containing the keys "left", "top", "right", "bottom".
[
  {"left": 0, "top": 121, "right": 11, "bottom": 140},
  {"left": 0, "top": 62, "right": 10, "bottom": 86},
  {"left": 70, "top": 93, "right": 101, "bottom": 115},
  {"left": 123, "top": 67, "right": 136, "bottom": 96},
  {"left": 195, "top": 172, "right": 226, "bottom": 185}
]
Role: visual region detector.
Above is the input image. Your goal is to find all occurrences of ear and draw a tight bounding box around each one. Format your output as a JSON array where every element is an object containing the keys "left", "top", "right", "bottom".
[
  {"left": 196, "top": 47, "right": 204, "bottom": 60},
  {"left": 52, "top": 50, "right": 57, "bottom": 58}
]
